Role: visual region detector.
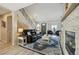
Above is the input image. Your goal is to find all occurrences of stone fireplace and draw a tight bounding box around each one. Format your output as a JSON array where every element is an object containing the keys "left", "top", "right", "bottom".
[
  {"left": 65, "top": 31, "right": 75, "bottom": 55},
  {"left": 61, "top": 5, "right": 79, "bottom": 55}
]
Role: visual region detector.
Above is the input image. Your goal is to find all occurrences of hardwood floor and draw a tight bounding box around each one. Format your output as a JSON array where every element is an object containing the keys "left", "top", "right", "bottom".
[
  {"left": 0, "top": 40, "right": 10, "bottom": 50},
  {"left": 0, "top": 45, "right": 40, "bottom": 55}
]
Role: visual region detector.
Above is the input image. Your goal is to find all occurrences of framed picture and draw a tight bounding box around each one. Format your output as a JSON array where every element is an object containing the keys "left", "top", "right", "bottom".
[{"left": 1, "top": 20, "right": 6, "bottom": 28}]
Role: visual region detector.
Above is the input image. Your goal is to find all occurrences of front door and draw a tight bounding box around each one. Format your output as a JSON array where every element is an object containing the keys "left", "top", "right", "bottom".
[{"left": 41, "top": 23, "right": 47, "bottom": 34}]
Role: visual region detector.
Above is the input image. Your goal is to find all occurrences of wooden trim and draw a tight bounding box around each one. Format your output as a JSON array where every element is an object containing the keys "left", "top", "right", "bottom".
[{"left": 62, "top": 3, "right": 79, "bottom": 22}]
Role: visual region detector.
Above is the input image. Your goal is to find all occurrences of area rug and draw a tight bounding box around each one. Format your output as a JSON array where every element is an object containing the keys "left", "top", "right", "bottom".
[
  {"left": 23, "top": 43, "right": 62, "bottom": 55},
  {"left": 23, "top": 35, "right": 62, "bottom": 55}
]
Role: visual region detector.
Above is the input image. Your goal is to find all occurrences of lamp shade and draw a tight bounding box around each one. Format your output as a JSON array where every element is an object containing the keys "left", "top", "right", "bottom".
[{"left": 18, "top": 28, "right": 23, "bottom": 32}]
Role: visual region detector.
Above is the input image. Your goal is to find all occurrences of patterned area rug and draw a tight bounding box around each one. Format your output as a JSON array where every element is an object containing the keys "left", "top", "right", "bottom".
[
  {"left": 23, "top": 35, "right": 62, "bottom": 55},
  {"left": 23, "top": 43, "right": 62, "bottom": 55}
]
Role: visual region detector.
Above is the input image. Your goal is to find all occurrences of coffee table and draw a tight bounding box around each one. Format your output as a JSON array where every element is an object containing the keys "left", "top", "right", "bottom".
[{"left": 33, "top": 37, "right": 50, "bottom": 50}]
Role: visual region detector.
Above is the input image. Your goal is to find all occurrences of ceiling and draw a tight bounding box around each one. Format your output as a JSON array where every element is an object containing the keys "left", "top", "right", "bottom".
[
  {"left": 24, "top": 3, "right": 65, "bottom": 22},
  {"left": 0, "top": 3, "right": 33, "bottom": 15},
  {"left": 0, "top": 5, "right": 10, "bottom": 15},
  {"left": 0, "top": 3, "right": 65, "bottom": 22},
  {"left": 0, "top": 3, "right": 33, "bottom": 11}
]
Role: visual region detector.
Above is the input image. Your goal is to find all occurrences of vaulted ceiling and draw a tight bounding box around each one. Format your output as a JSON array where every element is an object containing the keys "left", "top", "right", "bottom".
[
  {"left": 0, "top": 3, "right": 65, "bottom": 25},
  {"left": 24, "top": 3, "right": 65, "bottom": 22},
  {"left": 0, "top": 3, "right": 33, "bottom": 15}
]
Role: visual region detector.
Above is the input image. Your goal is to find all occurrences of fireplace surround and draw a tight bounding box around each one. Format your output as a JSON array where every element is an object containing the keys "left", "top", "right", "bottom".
[{"left": 65, "top": 31, "right": 75, "bottom": 55}]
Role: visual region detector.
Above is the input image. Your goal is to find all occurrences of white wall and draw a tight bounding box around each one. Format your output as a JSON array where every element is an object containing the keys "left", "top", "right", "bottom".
[
  {"left": 36, "top": 20, "right": 61, "bottom": 33},
  {"left": 47, "top": 21, "right": 61, "bottom": 31},
  {"left": 16, "top": 11, "right": 34, "bottom": 29},
  {"left": 0, "top": 13, "right": 12, "bottom": 43}
]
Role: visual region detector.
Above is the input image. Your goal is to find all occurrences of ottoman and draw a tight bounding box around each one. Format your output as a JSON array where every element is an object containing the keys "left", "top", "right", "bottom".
[{"left": 33, "top": 42, "right": 48, "bottom": 51}]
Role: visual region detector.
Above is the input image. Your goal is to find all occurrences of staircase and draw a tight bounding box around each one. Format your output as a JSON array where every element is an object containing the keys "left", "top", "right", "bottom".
[{"left": 19, "top": 8, "right": 36, "bottom": 29}]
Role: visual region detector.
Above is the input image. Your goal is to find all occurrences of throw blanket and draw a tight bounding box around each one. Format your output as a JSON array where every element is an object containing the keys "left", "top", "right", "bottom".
[
  {"left": 36, "top": 35, "right": 60, "bottom": 47},
  {"left": 49, "top": 35, "right": 60, "bottom": 46}
]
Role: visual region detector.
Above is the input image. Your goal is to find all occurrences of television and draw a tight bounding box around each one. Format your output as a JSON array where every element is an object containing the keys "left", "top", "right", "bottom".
[{"left": 65, "top": 31, "right": 75, "bottom": 55}]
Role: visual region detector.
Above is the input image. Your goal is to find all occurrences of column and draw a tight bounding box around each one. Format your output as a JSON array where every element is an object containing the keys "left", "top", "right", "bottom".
[
  {"left": 0, "top": 17, "right": 1, "bottom": 40},
  {"left": 12, "top": 11, "right": 17, "bottom": 46}
]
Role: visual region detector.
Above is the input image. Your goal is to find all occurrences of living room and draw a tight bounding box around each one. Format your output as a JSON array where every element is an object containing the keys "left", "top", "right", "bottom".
[
  {"left": 16, "top": 3, "right": 64, "bottom": 55},
  {"left": 1, "top": 0, "right": 79, "bottom": 59},
  {"left": 0, "top": 3, "right": 79, "bottom": 55}
]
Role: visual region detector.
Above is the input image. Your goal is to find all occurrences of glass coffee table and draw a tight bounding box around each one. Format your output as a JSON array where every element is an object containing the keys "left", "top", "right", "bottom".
[{"left": 33, "top": 40, "right": 49, "bottom": 50}]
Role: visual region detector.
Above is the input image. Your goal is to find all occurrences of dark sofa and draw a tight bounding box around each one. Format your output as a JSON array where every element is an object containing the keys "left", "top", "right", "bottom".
[{"left": 22, "top": 29, "right": 42, "bottom": 43}]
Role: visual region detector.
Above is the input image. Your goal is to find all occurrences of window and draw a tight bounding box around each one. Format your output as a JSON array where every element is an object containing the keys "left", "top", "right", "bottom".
[
  {"left": 36, "top": 24, "right": 40, "bottom": 31},
  {"left": 51, "top": 25, "right": 57, "bottom": 32},
  {"left": 51, "top": 25, "right": 57, "bottom": 29}
]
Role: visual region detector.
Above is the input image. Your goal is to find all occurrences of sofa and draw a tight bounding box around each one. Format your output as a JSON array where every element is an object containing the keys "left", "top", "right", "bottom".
[{"left": 22, "top": 29, "right": 42, "bottom": 43}]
